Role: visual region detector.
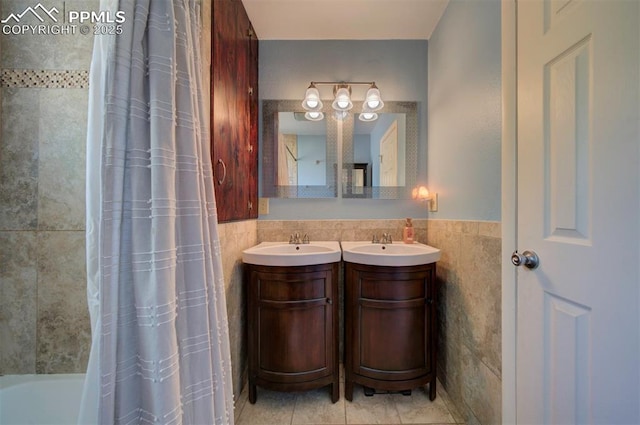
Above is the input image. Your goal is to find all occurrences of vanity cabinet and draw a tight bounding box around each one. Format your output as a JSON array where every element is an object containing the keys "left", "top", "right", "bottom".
[
  {"left": 246, "top": 262, "right": 340, "bottom": 403},
  {"left": 211, "top": 0, "right": 258, "bottom": 222},
  {"left": 344, "top": 262, "right": 437, "bottom": 401}
]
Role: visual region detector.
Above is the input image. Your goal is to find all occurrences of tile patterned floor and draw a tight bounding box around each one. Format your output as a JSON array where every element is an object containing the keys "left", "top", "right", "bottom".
[{"left": 234, "top": 376, "right": 465, "bottom": 425}]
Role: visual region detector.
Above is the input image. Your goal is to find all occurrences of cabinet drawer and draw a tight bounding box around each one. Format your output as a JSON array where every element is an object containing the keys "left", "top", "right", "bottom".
[
  {"left": 247, "top": 264, "right": 336, "bottom": 301},
  {"left": 360, "top": 278, "right": 425, "bottom": 301},
  {"left": 259, "top": 276, "right": 326, "bottom": 301}
]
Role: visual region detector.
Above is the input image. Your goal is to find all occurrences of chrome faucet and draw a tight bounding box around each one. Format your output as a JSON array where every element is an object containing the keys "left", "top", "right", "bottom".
[
  {"left": 289, "top": 232, "right": 310, "bottom": 244},
  {"left": 372, "top": 233, "right": 392, "bottom": 244}
]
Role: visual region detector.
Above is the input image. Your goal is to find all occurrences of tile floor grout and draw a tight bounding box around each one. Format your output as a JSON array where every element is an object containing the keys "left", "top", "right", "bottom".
[{"left": 234, "top": 377, "right": 465, "bottom": 425}]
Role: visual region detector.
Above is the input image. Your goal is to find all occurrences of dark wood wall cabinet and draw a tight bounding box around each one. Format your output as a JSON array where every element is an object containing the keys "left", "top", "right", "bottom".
[
  {"left": 246, "top": 262, "right": 340, "bottom": 403},
  {"left": 211, "top": 0, "right": 259, "bottom": 222},
  {"left": 344, "top": 262, "right": 438, "bottom": 401}
]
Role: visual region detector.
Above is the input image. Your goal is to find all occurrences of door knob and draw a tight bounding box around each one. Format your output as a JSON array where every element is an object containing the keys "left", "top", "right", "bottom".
[{"left": 511, "top": 250, "right": 540, "bottom": 270}]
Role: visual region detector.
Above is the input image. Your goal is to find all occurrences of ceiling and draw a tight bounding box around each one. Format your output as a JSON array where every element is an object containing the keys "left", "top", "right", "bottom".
[{"left": 241, "top": 0, "right": 450, "bottom": 40}]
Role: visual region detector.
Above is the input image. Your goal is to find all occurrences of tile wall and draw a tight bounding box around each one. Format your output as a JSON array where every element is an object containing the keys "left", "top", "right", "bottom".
[
  {"left": 427, "top": 219, "right": 502, "bottom": 424},
  {"left": 0, "top": 0, "right": 98, "bottom": 374},
  {"left": 217, "top": 220, "right": 258, "bottom": 398},
  {"left": 257, "top": 219, "right": 427, "bottom": 245}
]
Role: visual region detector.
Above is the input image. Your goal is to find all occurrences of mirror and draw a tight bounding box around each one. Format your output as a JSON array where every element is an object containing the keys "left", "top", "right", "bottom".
[
  {"left": 343, "top": 102, "right": 418, "bottom": 199},
  {"left": 262, "top": 100, "right": 338, "bottom": 198},
  {"left": 261, "top": 100, "right": 417, "bottom": 199}
]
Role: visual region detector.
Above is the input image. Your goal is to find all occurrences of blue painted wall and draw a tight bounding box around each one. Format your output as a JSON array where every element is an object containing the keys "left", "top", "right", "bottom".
[
  {"left": 297, "top": 135, "right": 326, "bottom": 185},
  {"left": 258, "top": 2, "right": 502, "bottom": 222},
  {"left": 427, "top": 0, "right": 502, "bottom": 220}
]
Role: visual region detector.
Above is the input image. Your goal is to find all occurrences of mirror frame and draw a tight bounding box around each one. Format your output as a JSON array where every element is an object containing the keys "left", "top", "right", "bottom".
[
  {"left": 261, "top": 100, "right": 418, "bottom": 199},
  {"left": 262, "top": 100, "right": 338, "bottom": 198},
  {"left": 343, "top": 101, "right": 418, "bottom": 199}
]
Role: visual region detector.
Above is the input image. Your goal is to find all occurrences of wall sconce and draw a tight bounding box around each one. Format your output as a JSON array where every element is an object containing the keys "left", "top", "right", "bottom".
[
  {"left": 302, "top": 81, "right": 384, "bottom": 120},
  {"left": 412, "top": 185, "right": 438, "bottom": 212}
]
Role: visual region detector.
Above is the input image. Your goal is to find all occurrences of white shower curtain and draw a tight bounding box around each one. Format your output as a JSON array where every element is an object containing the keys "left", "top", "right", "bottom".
[{"left": 80, "top": 1, "right": 234, "bottom": 423}]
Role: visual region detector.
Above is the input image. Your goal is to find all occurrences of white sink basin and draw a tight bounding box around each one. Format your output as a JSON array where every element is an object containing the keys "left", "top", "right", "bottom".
[
  {"left": 341, "top": 241, "right": 441, "bottom": 267},
  {"left": 242, "top": 241, "right": 342, "bottom": 267}
]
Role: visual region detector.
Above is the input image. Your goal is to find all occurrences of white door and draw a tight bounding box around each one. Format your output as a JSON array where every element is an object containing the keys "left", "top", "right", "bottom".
[
  {"left": 516, "top": 1, "right": 639, "bottom": 423},
  {"left": 379, "top": 120, "right": 398, "bottom": 186}
]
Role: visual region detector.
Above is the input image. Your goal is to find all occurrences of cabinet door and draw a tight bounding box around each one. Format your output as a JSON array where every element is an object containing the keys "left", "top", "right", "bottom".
[
  {"left": 211, "top": 0, "right": 237, "bottom": 221},
  {"left": 248, "top": 267, "right": 335, "bottom": 384},
  {"left": 211, "top": 0, "right": 258, "bottom": 222},
  {"left": 347, "top": 264, "right": 435, "bottom": 381}
]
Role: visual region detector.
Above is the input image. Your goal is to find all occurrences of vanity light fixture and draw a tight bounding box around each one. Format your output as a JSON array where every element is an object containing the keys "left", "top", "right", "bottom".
[
  {"left": 332, "top": 85, "right": 353, "bottom": 112},
  {"left": 301, "top": 83, "right": 323, "bottom": 111},
  {"left": 412, "top": 185, "right": 438, "bottom": 212},
  {"left": 304, "top": 111, "right": 324, "bottom": 121},
  {"left": 358, "top": 111, "right": 378, "bottom": 122},
  {"left": 363, "top": 83, "right": 384, "bottom": 111},
  {"left": 302, "top": 81, "right": 384, "bottom": 117}
]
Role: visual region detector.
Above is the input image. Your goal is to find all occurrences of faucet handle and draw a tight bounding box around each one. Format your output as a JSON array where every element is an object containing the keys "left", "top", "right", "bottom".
[
  {"left": 302, "top": 234, "right": 310, "bottom": 244},
  {"left": 372, "top": 234, "right": 379, "bottom": 244},
  {"left": 290, "top": 232, "right": 303, "bottom": 244}
]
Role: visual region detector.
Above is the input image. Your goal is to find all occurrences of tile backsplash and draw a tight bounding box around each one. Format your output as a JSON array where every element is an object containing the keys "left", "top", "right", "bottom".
[{"left": 257, "top": 218, "right": 427, "bottom": 244}]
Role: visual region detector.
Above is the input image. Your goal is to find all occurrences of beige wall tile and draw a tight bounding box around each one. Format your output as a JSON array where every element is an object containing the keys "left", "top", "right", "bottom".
[
  {"left": 461, "top": 343, "right": 502, "bottom": 424},
  {"left": 478, "top": 221, "right": 501, "bottom": 238},
  {"left": 256, "top": 218, "right": 427, "bottom": 244},
  {"left": 0, "top": 231, "right": 38, "bottom": 374},
  {"left": 0, "top": 88, "right": 40, "bottom": 230},
  {"left": 38, "top": 89, "right": 87, "bottom": 230},
  {"left": 0, "top": 0, "right": 98, "bottom": 70},
  {"left": 427, "top": 219, "right": 502, "bottom": 425},
  {"left": 219, "top": 219, "right": 258, "bottom": 399},
  {"left": 35, "top": 231, "right": 90, "bottom": 373},
  {"left": 457, "top": 233, "right": 502, "bottom": 377}
]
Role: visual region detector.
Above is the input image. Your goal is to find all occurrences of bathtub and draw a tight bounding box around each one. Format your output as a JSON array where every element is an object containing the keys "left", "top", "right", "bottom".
[{"left": 0, "top": 374, "right": 85, "bottom": 425}]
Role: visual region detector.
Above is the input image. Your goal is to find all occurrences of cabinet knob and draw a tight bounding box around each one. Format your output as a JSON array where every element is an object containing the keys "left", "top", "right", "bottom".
[
  {"left": 326, "top": 298, "right": 333, "bottom": 305},
  {"left": 248, "top": 87, "right": 254, "bottom": 96},
  {"left": 426, "top": 298, "right": 434, "bottom": 305}
]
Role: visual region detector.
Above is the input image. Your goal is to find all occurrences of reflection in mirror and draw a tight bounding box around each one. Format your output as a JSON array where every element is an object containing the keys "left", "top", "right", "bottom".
[
  {"left": 343, "top": 102, "right": 418, "bottom": 199},
  {"left": 262, "top": 100, "right": 338, "bottom": 198}
]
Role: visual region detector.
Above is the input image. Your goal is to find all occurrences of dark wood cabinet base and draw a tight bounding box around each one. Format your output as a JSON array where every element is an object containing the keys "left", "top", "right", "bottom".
[
  {"left": 246, "top": 262, "right": 340, "bottom": 404},
  {"left": 345, "top": 375, "right": 436, "bottom": 402},
  {"left": 344, "top": 261, "right": 438, "bottom": 402}
]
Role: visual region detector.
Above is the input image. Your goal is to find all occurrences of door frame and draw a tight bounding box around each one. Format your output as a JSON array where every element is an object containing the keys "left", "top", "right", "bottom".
[{"left": 501, "top": 0, "right": 517, "bottom": 422}]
